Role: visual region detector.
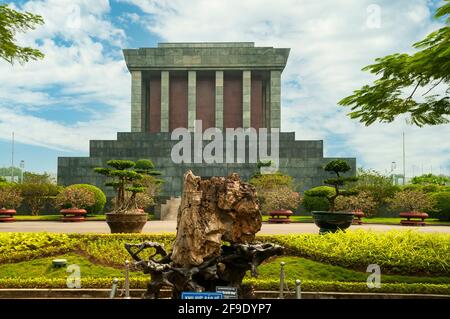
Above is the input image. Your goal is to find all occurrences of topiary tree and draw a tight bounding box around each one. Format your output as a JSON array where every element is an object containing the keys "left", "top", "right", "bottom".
[
  {"left": 322, "top": 160, "right": 358, "bottom": 211},
  {"left": 249, "top": 172, "right": 299, "bottom": 214},
  {"left": 54, "top": 187, "right": 95, "bottom": 210},
  {"left": 302, "top": 186, "right": 335, "bottom": 212},
  {"left": 94, "top": 159, "right": 160, "bottom": 213},
  {"left": 0, "top": 184, "right": 22, "bottom": 209},
  {"left": 64, "top": 184, "right": 106, "bottom": 214},
  {"left": 388, "top": 189, "right": 436, "bottom": 213},
  {"left": 259, "top": 185, "right": 301, "bottom": 213},
  {"left": 17, "top": 182, "right": 61, "bottom": 216},
  {"left": 334, "top": 191, "right": 377, "bottom": 217}
]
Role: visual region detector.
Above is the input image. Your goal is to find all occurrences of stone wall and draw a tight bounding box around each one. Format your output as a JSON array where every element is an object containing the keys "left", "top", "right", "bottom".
[{"left": 58, "top": 132, "right": 356, "bottom": 201}]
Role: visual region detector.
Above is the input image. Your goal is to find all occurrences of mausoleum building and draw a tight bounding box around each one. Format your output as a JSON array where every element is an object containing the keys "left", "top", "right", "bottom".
[{"left": 58, "top": 42, "right": 356, "bottom": 215}]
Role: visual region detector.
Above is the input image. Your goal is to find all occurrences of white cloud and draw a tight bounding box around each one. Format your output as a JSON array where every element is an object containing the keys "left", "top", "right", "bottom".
[
  {"left": 123, "top": 0, "right": 450, "bottom": 177},
  {"left": 0, "top": 0, "right": 131, "bottom": 153},
  {"left": 0, "top": 0, "right": 448, "bottom": 178}
]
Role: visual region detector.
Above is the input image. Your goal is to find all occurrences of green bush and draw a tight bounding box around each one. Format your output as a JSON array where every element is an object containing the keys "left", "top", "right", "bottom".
[
  {"left": 0, "top": 233, "right": 77, "bottom": 264},
  {"left": 17, "top": 182, "right": 61, "bottom": 215},
  {"left": 302, "top": 195, "right": 330, "bottom": 212},
  {"left": 302, "top": 186, "right": 335, "bottom": 212},
  {"left": 260, "top": 230, "right": 450, "bottom": 275},
  {"left": 429, "top": 192, "right": 450, "bottom": 221},
  {"left": 304, "top": 186, "right": 335, "bottom": 197},
  {"left": 65, "top": 184, "right": 106, "bottom": 214},
  {"left": 2, "top": 232, "right": 449, "bottom": 278},
  {"left": 403, "top": 184, "right": 444, "bottom": 193},
  {"left": 76, "top": 233, "right": 174, "bottom": 266},
  {"left": 411, "top": 174, "right": 450, "bottom": 186},
  {"left": 242, "top": 279, "right": 450, "bottom": 295},
  {"left": 0, "top": 277, "right": 448, "bottom": 295}
]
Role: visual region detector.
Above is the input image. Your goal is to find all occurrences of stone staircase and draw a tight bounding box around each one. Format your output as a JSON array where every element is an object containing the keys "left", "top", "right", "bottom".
[{"left": 155, "top": 196, "right": 181, "bottom": 220}]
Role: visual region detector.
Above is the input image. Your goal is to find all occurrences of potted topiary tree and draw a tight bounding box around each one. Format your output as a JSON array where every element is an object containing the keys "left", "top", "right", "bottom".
[
  {"left": 55, "top": 187, "right": 96, "bottom": 222},
  {"left": 94, "top": 159, "right": 161, "bottom": 233},
  {"left": 310, "top": 160, "right": 358, "bottom": 233},
  {"left": 0, "top": 185, "right": 23, "bottom": 222}
]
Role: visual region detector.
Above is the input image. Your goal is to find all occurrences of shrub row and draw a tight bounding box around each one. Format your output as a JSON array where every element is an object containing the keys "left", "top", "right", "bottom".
[
  {"left": 74, "top": 233, "right": 175, "bottom": 267},
  {"left": 0, "top": 182, "right": 106, "bottom": 215},
  {"left": 0, "top": 277, "right": 448, "bottom": 295},
  {"left": 2, "top": 232, "right": 449, "bottom": 277},
  {"left": 260, "top": 230, "right": 450, "bottom": 275},
  {"left": 0, "top": 233, "right": 77, "bottom": 264}
]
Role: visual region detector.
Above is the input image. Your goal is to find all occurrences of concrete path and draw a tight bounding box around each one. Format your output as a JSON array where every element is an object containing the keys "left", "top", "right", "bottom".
[{"left": 1, "top": 221, "right": 450, "bottom": 234}]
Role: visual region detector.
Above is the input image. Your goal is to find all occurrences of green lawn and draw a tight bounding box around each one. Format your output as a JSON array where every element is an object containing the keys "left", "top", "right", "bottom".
[
  {"left": 1, "top": 253, "right": 448, "bottom": 286},
  {"left": 258, "top": 256, "right": 450, "bottom": 285},
  {"left": 0, "top": 253, "right": 124, "bottom": 278}
]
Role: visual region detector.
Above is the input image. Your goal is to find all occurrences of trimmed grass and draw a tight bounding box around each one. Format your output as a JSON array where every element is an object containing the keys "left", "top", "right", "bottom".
[
  {"left": 0, "top": 253, "right": 125, "bottom": 279},
  {"left": 1, "top": 232, "right": 449, "bottom": 294},
  {"left": 258, "top": 256, "right": 450, "bottom": 285},
  {"left": 1, "top": 253, "right": 449, "bottom": 286}
]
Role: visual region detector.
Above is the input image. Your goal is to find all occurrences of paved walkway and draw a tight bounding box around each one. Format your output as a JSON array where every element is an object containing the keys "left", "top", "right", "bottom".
[{"left": 1, "top": 221, "right": 450, "bottom": 234}]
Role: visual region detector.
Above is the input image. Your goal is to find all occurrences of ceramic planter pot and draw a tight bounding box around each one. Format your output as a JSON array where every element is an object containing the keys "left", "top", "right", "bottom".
[
  {"left": 268, "top": 209, "right": 293, "bottom": 223},
  {"left": 312, "top": 211, "right": 355, "bottom": 234},
  {"left": 352, "top": 211, "right": 365, "bottom": 225},
  {"left": 106, "top": 212, "right": 148, "bottom": 233},
  {"left": 399, "top": 211, "right": 429, "bottom": 226},
  {"left": 60, "top": 208, "right": 87, "bottom": 222},
  {"left": 0, "top": 209, "right": 16, "bottom": 222}
]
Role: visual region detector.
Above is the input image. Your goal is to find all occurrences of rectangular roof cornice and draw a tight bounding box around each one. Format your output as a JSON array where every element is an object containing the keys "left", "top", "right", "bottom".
[{"left": 123, "top": 42, "right": 290, "bottom": 72}]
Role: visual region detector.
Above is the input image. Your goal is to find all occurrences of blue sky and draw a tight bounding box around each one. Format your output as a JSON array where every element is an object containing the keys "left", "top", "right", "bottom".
[{"left": 0, "top": 0, "right": 449, "bottom": 178}]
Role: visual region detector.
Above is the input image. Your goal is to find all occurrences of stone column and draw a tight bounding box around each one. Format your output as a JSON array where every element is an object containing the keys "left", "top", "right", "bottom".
[
  {"left": 131, "top": 70, "right": 144, "bottom": 132},
  {"left": 242, "top": 70, "right": 251, "bottom": 128},
  {"left": 188, "top": 71, "right": 196, "bottom": 131},
  {"left": 161, "top": 71, "right": 170, "bottom": 132},
  {"left": 215, "top": 71, "right": 224, "bottom": 130},
  {"left": 270, "top": 70, "right": 281, "bottom": 130}
]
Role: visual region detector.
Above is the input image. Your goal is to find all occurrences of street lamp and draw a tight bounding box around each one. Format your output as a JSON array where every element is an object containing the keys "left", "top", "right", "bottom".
[
  {"left": 390, "top": 162, "right": 397, "bottom": 185},
  {"left": 19, "top": 160, "right": 25, "bottom": 183}
]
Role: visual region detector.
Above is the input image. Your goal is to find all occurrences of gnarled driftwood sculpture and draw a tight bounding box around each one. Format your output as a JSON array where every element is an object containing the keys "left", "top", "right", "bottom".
[{"left": 125, "top": 170, "right": 284, "bottom": 298}]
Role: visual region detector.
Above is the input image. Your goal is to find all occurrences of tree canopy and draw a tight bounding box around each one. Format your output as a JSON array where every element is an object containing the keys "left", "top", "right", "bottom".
[
  {"left": 0, "top": 4, "right": 44, "bottom": 64},
  {"left": 339, "top": 1, "right": 450, "bottom": 126}
]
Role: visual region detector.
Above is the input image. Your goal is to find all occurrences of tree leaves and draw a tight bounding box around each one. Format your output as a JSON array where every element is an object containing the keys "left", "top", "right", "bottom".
[
  {"left": 339, "top": 1, "right": 450, "bottom": 126},
  {"left": 0, "top": 4, "right": 44, "bottom": 64}
]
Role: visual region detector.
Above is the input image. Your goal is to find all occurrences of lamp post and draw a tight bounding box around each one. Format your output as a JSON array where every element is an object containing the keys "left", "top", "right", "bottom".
[
  {"left": 19, "top": 160, "right": 25, "bottom": 183},
  {"left": 390, "top": 162, "right": 397, "bottom": 185}
]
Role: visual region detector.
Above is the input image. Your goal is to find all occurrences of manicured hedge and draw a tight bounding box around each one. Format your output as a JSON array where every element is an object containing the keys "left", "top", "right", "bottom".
[
  {"left": 429, "top": 192, "right": 450, "bottom": 221},
  {"left": 0, "top": 277, "right": 448, "bottom": 295},
  {"left": 302, "top": 186, "right": 334, "bottom": 212},
  {"left": 2, "top": 232, "right": 449, "bottom": 277},
  {"left": 260, "top": 230, "right": 450, "bottom": 275},
  {"left": 75, "top": 233, "right": 174, "bottom": 266},
  {"left": 0, "top": 233, "right": 77, "bottom": 264}
]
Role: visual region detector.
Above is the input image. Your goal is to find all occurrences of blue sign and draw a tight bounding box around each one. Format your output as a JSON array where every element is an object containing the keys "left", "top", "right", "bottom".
[{"left": 181, "top": 292, "right": 224, "bottom": 299}]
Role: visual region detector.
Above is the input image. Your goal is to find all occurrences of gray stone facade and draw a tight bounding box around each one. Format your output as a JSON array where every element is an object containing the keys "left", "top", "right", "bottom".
[
  {"left": 57, "top": 42, "right": 357, "bottom": 208},
  {"left": 58, "top": 132, "right": 356, "bottom": 199}
]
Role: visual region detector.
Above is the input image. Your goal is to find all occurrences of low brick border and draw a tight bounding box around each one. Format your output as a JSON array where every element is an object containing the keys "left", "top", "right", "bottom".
[{"left": 0, "top": 289, "right": 448, "bottom": 299}]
